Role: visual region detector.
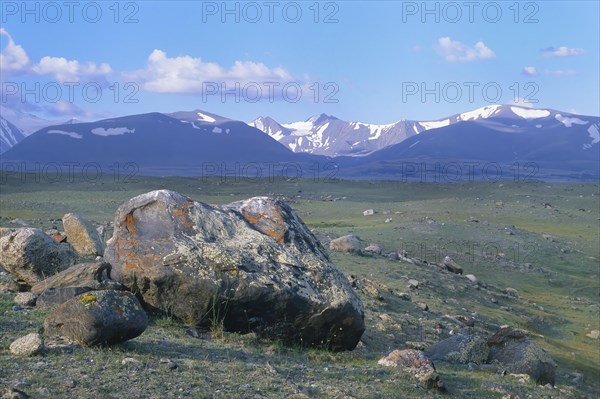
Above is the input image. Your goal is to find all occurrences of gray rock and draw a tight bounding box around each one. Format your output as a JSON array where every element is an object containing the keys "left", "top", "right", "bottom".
[
  {"left": 465, "top": 274, "right": 478, "bottom": 284},
  {"left": 487, "top": 327, "right": 556, "bottom": 385},
  {"left": 329, "top": 235, "right": 362, "bottom": 254},
  {"left": 62, "top": 213, "right": 105, "bottom": 258},
  {"left": 36, "top": 287, "right": 93, "bottom": 310},
  {"left": 104, "top": 190, "right": 365, "bottom": 351},
  {"left": 426, "top": 334, "right": 489, "bottom": 364},
  {"left": 504, "top": 288, "right": 519, "bottom": 298},
  {"left": 44, "top": 290, "right": 148, "bottom": 346},
  {"left": 10, "top": 333, "right": 44, "bottom": 356},
  {"left": 31, "top": 261, "right": 120, "bottom": 295},
  {"left": 14, "top": 292, "right": 37, "bottom": 307},
  {"left": 362, "top": 209, "right": 376, "bottom": 216},
  {"left": 378, "top": 349, "right": 445, "bottom": 391},
  {"left": 408, "top": 279, "right": 419, "bottom": 289},
  {"left": 442, "top": 256, "right": 463, "bottom": 274},
  {"left": 0, "top": 228, "right": 76, "bottom": 289},
  {"left": 363, "top": 243, "right": 382, "bottom": 255}
]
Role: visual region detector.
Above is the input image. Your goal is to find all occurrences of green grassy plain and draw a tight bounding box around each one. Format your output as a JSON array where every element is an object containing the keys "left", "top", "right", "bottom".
[{"left": 0, "top": 172, "right": 598, "bottom": 398}]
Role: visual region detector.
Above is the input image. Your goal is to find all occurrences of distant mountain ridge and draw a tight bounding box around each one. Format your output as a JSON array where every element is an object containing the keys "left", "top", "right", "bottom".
[
  {"left": 250, "top": 104, "right": 600, "bottom": 158},
  {"left": 0, "top": 116, "right": 26, "bottom": 154}
]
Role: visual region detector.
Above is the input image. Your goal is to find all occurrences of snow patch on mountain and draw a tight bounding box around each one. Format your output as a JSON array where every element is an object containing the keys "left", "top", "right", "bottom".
[
  {"left": 583, "top": 123, "right": 600, "bottom": 149},
  {"left": 419, "top": 119, "right": 450, "bottom": 130},
  {"left": 555, "top": 114, "right": 588, "bottom": 127},
  {"left": 510, "top": 106, "right": 550, "bottom": 119},
  {"left": 197, "top": 112, "right": 216, "bottom": 123},
  {"left": 91, "top": 127, "right": 135, "bottom": 136},
  {"left": 459, "top": 104, "right": 503, "bottom": 120},
  {"left": 181, "top": 120, "right": 201, "bottom": 129},
  {"left": 48, "top": 130, "right": 83, "bottom": 139}
]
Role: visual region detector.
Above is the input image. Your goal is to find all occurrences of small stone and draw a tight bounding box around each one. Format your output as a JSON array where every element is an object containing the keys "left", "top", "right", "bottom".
[
  {"left": 416, "top": 302, "right": 429, "bottom": 311},
  {"left": 465, "top": 274, "right": 478, "bottom": 284},
  {"left": 10, "top": 333, "right": 44, "bottom": 356},
  {"left": 586, "top": 330, "right": 600, "bottom": 339},
  {"left": 14, "top": 292, "right": 37, "bottom": 306},
  {"left": 62, "top": 379, "right": 77, "bottom": 389},
  {"left": 160, "top": 358, "right": 178, "bottom": 370},
  {"left": 121, "top": 357, "right": 142, "bottom": 367},
  {"left": 363, "top": 209, "right": 376, "bottom": 216},
  {"left": 408, "top": 279, "right": 419, "bottom": 289},
  {"left": 504, "top": 288, "right": 519, "bottom": 298}
]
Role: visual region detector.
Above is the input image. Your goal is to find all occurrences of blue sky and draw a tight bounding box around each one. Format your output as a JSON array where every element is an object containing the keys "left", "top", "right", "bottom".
[{"left": 1, "top": 1, "right": 598, "bottom": 124}]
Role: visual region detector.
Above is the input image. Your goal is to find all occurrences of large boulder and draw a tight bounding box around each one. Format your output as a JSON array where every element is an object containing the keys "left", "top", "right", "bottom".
[
  {"left": 0, "top": 228, "right": 76, "bottom": 289},
  {"left": 31, "top": 261, "right": 121, "bottom": 295},
  {"left": 329, "top": 235, "right": 362, "bottom": 254},
  {"left": 44, "top": 290, "right": 147, "bottom": 346},
  {"left": 62, "top": 213, "right": 104, "bottom": 258},
  {"left": 104, "top": 190, "right": 364, "bottom": 351},
  {"left": 378, "top": 349, "right": 445, "bottom": 391},
  {"left": 36, "top": 287, "right": 94, "bottom": 310},
  {"left": 426, "top": 334, "right": 489, "bottom": 364},
  {"left": 487, "top": 327, "right": 556, "bottom": 385}
]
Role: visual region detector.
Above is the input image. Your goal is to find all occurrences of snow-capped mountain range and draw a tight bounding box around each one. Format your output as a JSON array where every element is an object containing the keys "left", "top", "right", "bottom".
[
  {"left": 1, "top": 105, "right": 598, "bottom": 179},
  {"left": 0, "top": 116, "right": 26, "bottom": 154},
  {"left": 250, "top": 104, "right": 600, "bottom": 157}
]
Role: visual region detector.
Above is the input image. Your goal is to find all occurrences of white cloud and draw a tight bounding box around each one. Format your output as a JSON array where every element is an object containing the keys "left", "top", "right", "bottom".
[
  {"left": 522, "top": 66, "right": 538, "bottom": 76},
  {"left": 437, "top": 37, "right": 495, "bottom": 62},
  {"left": 1, "top": 29, "right": 111, "bottom": 82},
  {"left": 542, "top": 46, "right": 584, "bottom": 57},
  {"left": 125, "top": 49, "right": 296, "bottom": 93},
  {"left": 32, "top": 56, "right": 112, "bottom": 82},
  {"left": 0, "top": 28, "right": 30, "bottom": 72}
]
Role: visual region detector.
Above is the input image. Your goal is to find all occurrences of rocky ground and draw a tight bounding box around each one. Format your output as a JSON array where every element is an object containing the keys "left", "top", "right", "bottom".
[{"left": 0, "top": 175, "right": 598, "bottom": 398}]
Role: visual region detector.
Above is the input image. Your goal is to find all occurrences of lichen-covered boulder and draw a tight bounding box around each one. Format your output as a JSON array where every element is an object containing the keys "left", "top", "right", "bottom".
[
  {"left": 104, "top": 190, "right": 364, "bottom": 351},
  {"left": 426, "top": 334, "right": 489, "bottom": 364},
  {"left": 329, "top": 235, "right": 362, "bottom": 254},
  {"left": 31, "top": 261, "right": 120, "bottom": 295},
  {"left": 62, "top": 213, "right": 104, "bottom": 258},
  {"left": 44, "top": 290, "right": 147, "bottom": 346},
  {"left": 378, "top": 349, "right": 445, "bottom": 391},
  {"left": 487, "top": 327, "right": 556, "bottom": 385},
  {"left": 0, "top": 228, "right": 76, "bottom": 289}
]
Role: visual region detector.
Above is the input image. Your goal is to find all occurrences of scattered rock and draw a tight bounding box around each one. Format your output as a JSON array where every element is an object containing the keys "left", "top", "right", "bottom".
[
  {"left": 62, "top": 213, "right": 105, "bottom": 258},
  {"left": 362, "top": 209, "right": 376, "bottom": 216},
  {"left": 11, "top": 218, "right": 29, "bottom": 226},
  {"left": 104, "top": 191, "right": 364, "bottom": 351},
  {"left": 426, "top": 334, "right": 489, "bottom": 364},
  {"left": 363, "top": 243, "right": 382, "bottom": 255},
  {"left": 416, "top": 302, "right": 429, "bottom": 311},
  {"left": 160, "top": 358, "right": 178, "bottom": 370},
  {"left": 487, "top": 327, "right": 556, "bottom": 385},
  {"left": 0, "top": 228, "right": 76, "bottom": 289},
  {"left": 14, "top": 292, "right": 37, "bottom": 307},
  {"left": 407, "top": 279, "right": 419, "bottom": 289},
  {"left": 44, "top": 290, "right": 148, "bottom": 346},
  {"left": 586, "top": 330, "right": 599, "bottom": 339},
  {"left": 31, "top": 261, "right": 120, "bottom": 295},
  {"left": 465, "top": 274, "right": 478, "bottom": 284},
  {"left": 504, "top": 288, "right": 519, "bottom": 298},
  {"left": 329, "top": 235, "right": 362, "bottom": 254},
  {"left": 10, "top": 333, "right": 44, "bottom": 356},
  {"left": 378, "top": 349, "right": 445, "bottom": 391},
  {"left": 121, "top": 357, "right": 143, "bottom": 367},
  {"left": 385, "top": 218, "right": 393, "bottom": 223},
  {"left": 2, "top": 387, "right": 32, "bottom": 399},
  {"left": 442, "top": 256, "right": 463, "bottom": 274}
]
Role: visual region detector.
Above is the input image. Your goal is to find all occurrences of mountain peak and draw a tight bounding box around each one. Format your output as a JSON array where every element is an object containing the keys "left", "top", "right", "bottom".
[{"left": 307, "top": 113, "right": 338, "bottom": 125}]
